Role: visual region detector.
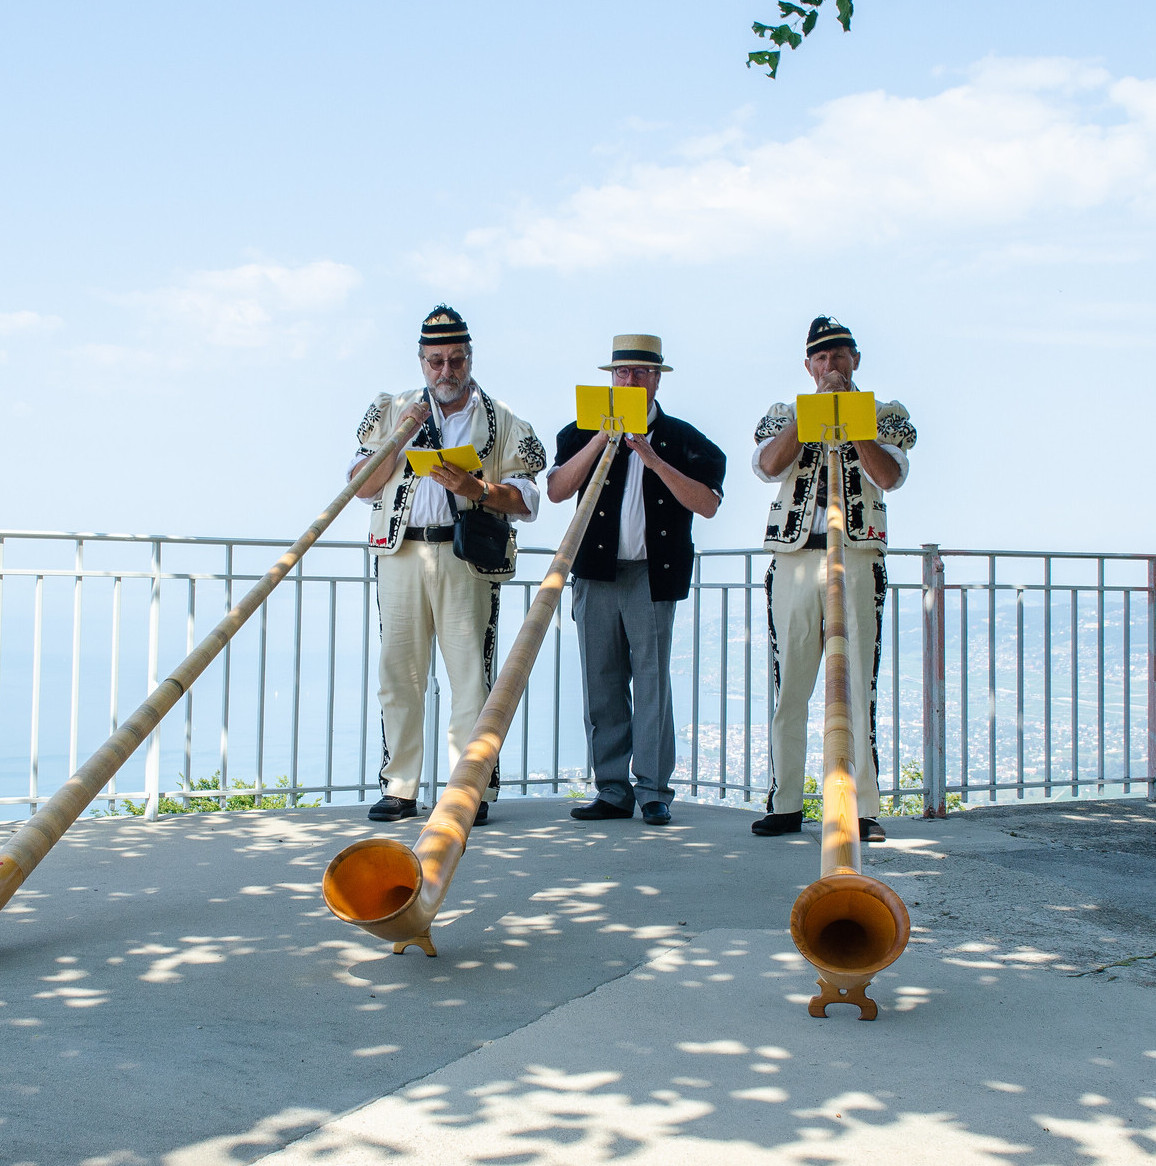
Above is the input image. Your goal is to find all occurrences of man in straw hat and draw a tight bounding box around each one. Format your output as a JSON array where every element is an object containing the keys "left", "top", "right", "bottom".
[
  {"left": 751, "top": 316, "right": 916, "bottom": 842},
  {"left": 349, "top": 305, "right": 546, "bottom": 824},
  {"left": 549, "top": 333, "right": 725, "bottom": 826}
]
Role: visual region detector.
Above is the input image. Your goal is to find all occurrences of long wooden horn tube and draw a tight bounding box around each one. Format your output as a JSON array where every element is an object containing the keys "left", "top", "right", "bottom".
[
  {"left": 322, "top": 436, "right": 622, "bottom": 954},
  {"left": 788, "top": 444, "right": 910, "bottom": 1020},
  {"left": 0, "top": 415, "right": 423, "bottom": 914}
]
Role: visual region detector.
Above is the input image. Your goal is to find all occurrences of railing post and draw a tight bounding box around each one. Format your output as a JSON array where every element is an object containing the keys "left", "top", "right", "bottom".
[
  {"left": 143, "top": 539, "right": 162, "bottom": 821},
  {"left": 921, "top": 544, "right": 947, "bottom": 817},
  {"left": 68, "top": 540, "right": 84, "bottom": 777},
  {"left": 422, "top": 646, "right": 441, "bottom": 804},
  {"left": 690, "top": 554, "right": 702, "bottom": 796},
  {"left": 1148, "top": 557, "right": 1155, "bottom": 802}
]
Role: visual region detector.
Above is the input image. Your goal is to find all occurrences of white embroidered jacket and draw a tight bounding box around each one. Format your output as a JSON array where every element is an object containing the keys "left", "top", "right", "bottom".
[
  {"left": 353, "top": 385, "right": 546, "bottom": 580},
  {"left": 753, "top": 396, "right": 916, "bottom": 552}
]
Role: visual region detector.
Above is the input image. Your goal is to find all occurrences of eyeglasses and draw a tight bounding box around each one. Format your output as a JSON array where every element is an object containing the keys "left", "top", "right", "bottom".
[
  {"left": 612, "top": 365, "right": 659, "bottom": 380},
  {"left": 422, "top": 354, "right": 470, "bottom": 373}
]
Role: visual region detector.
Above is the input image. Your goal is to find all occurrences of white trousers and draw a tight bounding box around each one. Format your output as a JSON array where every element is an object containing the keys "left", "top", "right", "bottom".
[
  {"left": 766, "top": 547, "right": 886, "bottom": 817},
  {"left": 375, "top": 541, "right": 500, "bottom": 802}
]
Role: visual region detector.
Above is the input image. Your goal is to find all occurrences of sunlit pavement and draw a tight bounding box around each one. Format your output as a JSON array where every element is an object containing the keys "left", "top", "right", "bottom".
[{"left": 2, "top": 797, "right": 1153, "bottom": 1165}]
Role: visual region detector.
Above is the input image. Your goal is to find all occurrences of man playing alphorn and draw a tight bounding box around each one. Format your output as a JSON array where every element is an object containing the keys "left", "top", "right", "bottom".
[
  {"left": 349, "top": 305, "right": 546, "bottom": 825},
  {"left": 751, "top": 317, "right": 916, "bottom": 841},
  {"left": 549, "top": 333, "right": 725, "bottom": 826}
]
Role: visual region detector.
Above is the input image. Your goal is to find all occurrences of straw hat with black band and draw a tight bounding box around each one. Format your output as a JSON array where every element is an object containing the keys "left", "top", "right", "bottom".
[{"left": 598, "top": 333, "right": 672, "bottom": 373}]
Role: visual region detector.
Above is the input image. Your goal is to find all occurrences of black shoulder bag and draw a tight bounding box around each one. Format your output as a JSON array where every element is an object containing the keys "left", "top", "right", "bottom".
[{"left": 422, "top": 392, "right": 513, "bottom": 572}]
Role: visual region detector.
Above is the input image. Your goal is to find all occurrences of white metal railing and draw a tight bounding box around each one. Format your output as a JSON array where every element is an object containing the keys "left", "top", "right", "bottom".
[{"left": 0, "top": 531, "right": 1152, "bottom": 820}]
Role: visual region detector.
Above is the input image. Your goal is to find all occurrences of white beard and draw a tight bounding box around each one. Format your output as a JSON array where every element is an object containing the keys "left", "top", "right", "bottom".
[{"left": 431, "top": 378, "right": 469, "bottom": 407}]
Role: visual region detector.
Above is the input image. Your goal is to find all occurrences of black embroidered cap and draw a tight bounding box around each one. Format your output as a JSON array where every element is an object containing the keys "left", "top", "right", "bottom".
[
  {"left": 598, "top": 333, "right": 673, "bottom": 372},
  {"left": 806, "top": 316, "right": 857, "bottom": 357},
  {"left": 420, "top": 305, "right": 472, "bottom": 346}
]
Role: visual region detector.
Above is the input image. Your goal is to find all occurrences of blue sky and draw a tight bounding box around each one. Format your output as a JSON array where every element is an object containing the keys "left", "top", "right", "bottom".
[{"left": 3, "top": 1, "right": 1154, "bottom": 555}]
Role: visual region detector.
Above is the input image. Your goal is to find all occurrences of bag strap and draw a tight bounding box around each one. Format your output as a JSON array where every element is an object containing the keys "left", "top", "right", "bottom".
[{"left": 422, "top": 388, "right": 465, "bottom": 519}]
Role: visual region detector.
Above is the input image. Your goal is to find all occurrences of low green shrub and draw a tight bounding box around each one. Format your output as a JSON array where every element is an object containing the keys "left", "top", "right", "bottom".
[
  {"left": 803, "top": 760, "right": 962, "bottom": 819},
  {"left": 107, "top": 773, "right": 321, "bottom": 816}
]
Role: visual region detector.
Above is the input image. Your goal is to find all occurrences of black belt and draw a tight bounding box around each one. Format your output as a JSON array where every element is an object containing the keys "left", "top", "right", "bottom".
[
  {"left": 803, "top": 533, "right": 828, "bottom": 551},
  {"left": 404, "top": 525, "right": 454, "bottom": 543}
]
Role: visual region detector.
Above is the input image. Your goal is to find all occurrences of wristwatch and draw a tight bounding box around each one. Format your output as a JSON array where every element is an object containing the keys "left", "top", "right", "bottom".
[{"left": 478, "top": 480, "right": 490, "bottom": 504}]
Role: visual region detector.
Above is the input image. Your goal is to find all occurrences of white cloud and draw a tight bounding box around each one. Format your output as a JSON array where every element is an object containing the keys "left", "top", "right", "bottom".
[
  {"left": 411, "top": 56, "right": 1156, "bottom": 288},
  {"left": 0, "top": 310, "right": 63, "bottom": 336},
  {"left": 131, "top": 259, "right": 363, "bottom": 350},
  {"left": 77, "top": 343, "right": 162, "bottom": 370}
]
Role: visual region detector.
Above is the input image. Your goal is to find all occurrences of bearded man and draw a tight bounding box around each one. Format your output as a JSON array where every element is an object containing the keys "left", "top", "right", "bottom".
[{"left": 349, "top": 305, "right": 545, "bottom": 824}]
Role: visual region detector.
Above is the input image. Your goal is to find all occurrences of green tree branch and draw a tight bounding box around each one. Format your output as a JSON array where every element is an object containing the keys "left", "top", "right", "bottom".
[{"left": 748, "top": 0, "right": 853, "bottom": 79}]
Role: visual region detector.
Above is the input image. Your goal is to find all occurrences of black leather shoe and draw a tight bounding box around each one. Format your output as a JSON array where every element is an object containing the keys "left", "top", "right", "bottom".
[
  {"left": 641, "top": 801, "right": 671, "bottom": 825},
  {"left": 474, "top": 801, "right": 490, "bottom": 825},
  {"left": 570, "top": 799, "right": 633, "bottom": 820},
  {"left": 751, "top": 810, "right": 803, "bottom": 836},
  {"left": 859, "top": 817, "right": 886, "bottom": 842},
  {"left": 368, "top": 795, "right": 418, "bottom": 822}
]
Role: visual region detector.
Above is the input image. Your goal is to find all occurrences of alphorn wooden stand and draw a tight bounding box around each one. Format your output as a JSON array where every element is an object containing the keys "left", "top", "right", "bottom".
[
  {"left": 323, "top": 436, "right": 622, "bottom": 955},
  {"left": 0, "top": 415, "right": 423, "bottom": 915},
  {"left": 787, "top": 439, "right": 910, "bottom": 1020}
]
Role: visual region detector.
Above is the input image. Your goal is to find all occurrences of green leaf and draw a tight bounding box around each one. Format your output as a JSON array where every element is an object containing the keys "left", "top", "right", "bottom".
[
  {"left": 836, "top": 0, "right": 854, "bottom": 32},
  {"left": 778, "top": 1, "right": 811, "bottom": 17},
  {"left": 802, "top": 10, "right": 818, "bottom": 34},
  {"left": 752, "top": 21, "right": 770, "bottom": 37},
  {"left": 769, "top": 24, "right": 804, "bottom": 48},
  {"left": 746, "top": 49, "right": 782, "bottom": 77}
]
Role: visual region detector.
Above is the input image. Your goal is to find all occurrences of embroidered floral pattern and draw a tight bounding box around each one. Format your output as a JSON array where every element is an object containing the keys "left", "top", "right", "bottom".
[
  {"left": 517, "top": 433, "right": 547, "bottom": 475},
  {"left": 356, "top": 402, "right": 381, "bottom": 444}
]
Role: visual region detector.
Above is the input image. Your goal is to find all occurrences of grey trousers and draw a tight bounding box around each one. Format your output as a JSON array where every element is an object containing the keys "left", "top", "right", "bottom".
[{"left": 572, "top": 562, "right": 677, "bottom": 810}]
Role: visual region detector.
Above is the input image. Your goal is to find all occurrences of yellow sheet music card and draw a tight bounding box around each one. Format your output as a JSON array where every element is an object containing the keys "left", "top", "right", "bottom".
[
  {"left": 405, "top": 444, "right": 484, "bottom": 476},
  {"left": 796, "top": 391, "right": 877, "bottom": 443},
  {"left": 575, "top": 384, "right": 648, "bottom": 435}
]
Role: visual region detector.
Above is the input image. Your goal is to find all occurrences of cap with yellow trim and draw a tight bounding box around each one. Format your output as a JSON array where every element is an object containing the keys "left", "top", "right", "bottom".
[
  {"left": 420, "top": 305, "right": 471, "bottom": 346},
  {"left": 806, "top": 316, "right": 856, "bottom": 357}
]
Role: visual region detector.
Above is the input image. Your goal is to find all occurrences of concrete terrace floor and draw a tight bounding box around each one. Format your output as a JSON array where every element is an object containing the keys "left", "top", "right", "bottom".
[{"left": 1, "top": 796, "right": 1154, "bottom": 1166}]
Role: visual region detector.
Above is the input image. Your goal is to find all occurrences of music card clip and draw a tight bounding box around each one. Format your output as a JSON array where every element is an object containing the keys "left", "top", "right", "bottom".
[
  {"left": 575, "top": 384, "right": 648, "bottom": 435},
  {"left": 406, "top": 444, "right": 484, "bottom": 476},
  {"left": 796, "top": 391, "right": 877, "bottom": 445}
]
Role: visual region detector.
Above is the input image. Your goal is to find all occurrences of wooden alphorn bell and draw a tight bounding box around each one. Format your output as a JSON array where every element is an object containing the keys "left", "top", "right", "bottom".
[
  {"left": 787, "top": 402, "right": 910, "bottom": 1020},
  {"left": 0, "top": 413, "right": 424, "bottom": 914},
  {"left": 322, "top": 434, "right": 622, "bottom": 956}
]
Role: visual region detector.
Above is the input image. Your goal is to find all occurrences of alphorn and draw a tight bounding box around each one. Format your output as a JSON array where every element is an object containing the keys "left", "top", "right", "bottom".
[
  {"left": 788, "top": 441, "right": 910, "bottom": 1020},
  {"left": 0, "top": 414, "right": 423, "bottom": 914},
  {"left": 322, "top": 436, "right": 622, "bottom": 955}
]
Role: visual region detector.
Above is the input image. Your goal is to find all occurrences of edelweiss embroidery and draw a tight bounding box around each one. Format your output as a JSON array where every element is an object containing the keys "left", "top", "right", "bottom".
[
  {"left": 518, "top": 434, "right": 547, "bottom": 475},
  {"left": 356, "top": 403, "right": 381, "bottom": 444}
]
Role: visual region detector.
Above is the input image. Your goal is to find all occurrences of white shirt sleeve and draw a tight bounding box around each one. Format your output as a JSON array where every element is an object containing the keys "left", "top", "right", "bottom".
[
  {"left": 347, "top": 453, "right": 380, "bottom": 504},
  {"left": 502, "top": 476, "right": 540, "bottom": 523}
]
